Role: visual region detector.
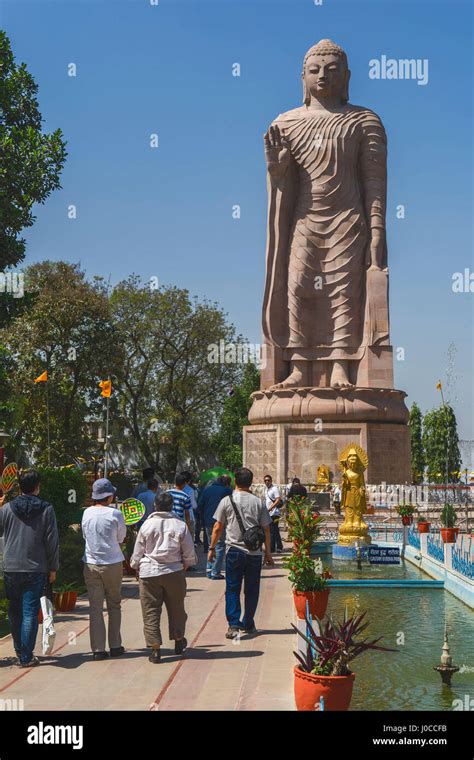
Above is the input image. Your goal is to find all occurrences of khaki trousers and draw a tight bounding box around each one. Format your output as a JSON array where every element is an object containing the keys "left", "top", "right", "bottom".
[
  {"left": 139, "top": 570, "right": 187, "bottom": 647},
  {"left": 84, "top": 561, "right": 123, "bottom": 652}
]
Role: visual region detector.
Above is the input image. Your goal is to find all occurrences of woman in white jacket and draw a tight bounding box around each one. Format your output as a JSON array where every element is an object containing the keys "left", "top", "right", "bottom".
[{"left": 131, "top": 492, "right": 196, "bottom": 663}]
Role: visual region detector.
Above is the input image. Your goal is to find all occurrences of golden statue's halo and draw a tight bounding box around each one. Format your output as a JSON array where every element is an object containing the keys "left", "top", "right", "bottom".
[{"left": 339, "top": 442, "right": 368, "bottom": 470}]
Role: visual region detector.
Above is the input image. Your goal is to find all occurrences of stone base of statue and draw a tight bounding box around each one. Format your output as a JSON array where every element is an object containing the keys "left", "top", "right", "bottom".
[{"left": 242, "top": 386, "right": 411, "bottom": 484}]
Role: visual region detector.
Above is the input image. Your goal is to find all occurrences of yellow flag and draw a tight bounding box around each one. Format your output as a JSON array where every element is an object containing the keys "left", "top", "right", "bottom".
[
  {"left": 436, "top": 381, "right": 442, "bottom": 390},
  {"left": 99, "top": 379, "right": 112, "bottom": 398},
  {"left": 34, "top": 370, "right": 48, "bottom": 383}
]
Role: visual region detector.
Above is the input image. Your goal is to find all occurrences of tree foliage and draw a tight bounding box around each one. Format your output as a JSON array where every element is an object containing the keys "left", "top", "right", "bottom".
[
  {"left": 109, "top": 277, "right": 246, "bottom": 477},
  {"left": 422, "top": 404, "right": 461, "bottom": 484},
  {"left": 210, "top": 362, "right": 260, "bottom": 470},
  {"left": 0, "top": 31, "right": 67, "bottom": 268},
  {"left": 408, "top": 402, "right": 425, "bottom": 484},
  {"left": 1, "top": 261, "right": 120, "bottom": 464}
]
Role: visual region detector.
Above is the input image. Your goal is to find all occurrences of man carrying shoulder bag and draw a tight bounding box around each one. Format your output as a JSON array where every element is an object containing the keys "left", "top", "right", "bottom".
[{"left": 208, "top": 467, "right": 274, "bottom": 640}]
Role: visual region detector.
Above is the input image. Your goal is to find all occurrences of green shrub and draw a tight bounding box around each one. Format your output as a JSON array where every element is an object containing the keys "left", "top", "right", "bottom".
[
  {"left": 37, "top": 467, "right": 87, "bottom": 534},
  {"left": 56, "top": 528, "right": 86, "bottom": 592}
]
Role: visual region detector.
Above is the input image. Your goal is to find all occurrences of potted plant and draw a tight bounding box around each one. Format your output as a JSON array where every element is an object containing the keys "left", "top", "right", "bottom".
[
  {"left": 286, "top": 496, "right": 324, "bottom": 555},
  {"left": 440, "top": 504, "right": 457, "bottom": 543},
  {"left": 292, "top": 611, "right": 397, "bottom": 711},
  {"left": 396, "top": 503, "right": 416, "bottom": 526},
  {"left": 283, "top": 552, "right": 329, "bottom": 620},
  {"left": 53, "top": 582, "right": 78, "bottom": 612},
  {"left": 416, "top": 514, "right": 431, "bottom": 533}
]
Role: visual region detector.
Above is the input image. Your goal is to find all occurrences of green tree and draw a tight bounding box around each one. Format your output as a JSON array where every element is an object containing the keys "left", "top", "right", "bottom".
[
  {"left": 211, "top": 362, "right": 260, "bottom": 470},
  {"left": 408, "top": 402, "right": 425, "bottom": 484},
  {"left": 0, "top": 31, "right": 67, "bottom": 269},
  {"left": 109, "top": 277, "right": 245, "bottom": 477},
  {"left": 422, "top": 404, "right": 461, "bottom": 484},
  {"left": 1, "top": 261, "right": 121, "bottom": 464}
]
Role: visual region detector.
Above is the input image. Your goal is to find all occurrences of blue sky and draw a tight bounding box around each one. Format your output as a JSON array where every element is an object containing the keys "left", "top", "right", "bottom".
[{"left": 2, "top": 0, "right": 473, "bottom": 437}]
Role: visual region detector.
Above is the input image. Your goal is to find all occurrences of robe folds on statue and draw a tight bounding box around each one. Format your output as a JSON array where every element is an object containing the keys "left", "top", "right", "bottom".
[{"left": 262, "top": 104, "right": 389, "bottom": 362}]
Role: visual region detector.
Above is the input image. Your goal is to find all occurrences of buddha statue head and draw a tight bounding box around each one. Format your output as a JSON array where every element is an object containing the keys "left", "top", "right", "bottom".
[
  {"left": 302, "top": 39, "right": 350, "bottom": 106},
  {"left": 339, "top": 443, "right": 368, "bottom": 473}
]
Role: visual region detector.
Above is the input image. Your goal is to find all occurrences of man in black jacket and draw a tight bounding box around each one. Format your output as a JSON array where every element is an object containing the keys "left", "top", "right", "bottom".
[{"left": 0, "top": 470, "right": 59, "bottom": 667}]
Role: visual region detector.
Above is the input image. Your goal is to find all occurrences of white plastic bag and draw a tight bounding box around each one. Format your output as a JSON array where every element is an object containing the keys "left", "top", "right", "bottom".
[{"left": 40, "top": 595, "right": 56, "bottom": 655}]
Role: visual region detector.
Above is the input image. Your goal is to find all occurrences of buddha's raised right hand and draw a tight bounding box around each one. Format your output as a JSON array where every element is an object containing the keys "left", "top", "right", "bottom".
[{"left": 264, "top": 124, "right": 291, "bottom": 178}]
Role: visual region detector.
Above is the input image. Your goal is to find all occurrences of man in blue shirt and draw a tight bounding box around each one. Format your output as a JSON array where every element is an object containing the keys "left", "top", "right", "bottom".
[
  {"left": 166, "top": 474, "right": 196, "bottom": 571},
  {"left": 136, "top": 479, "right": 161, "bottom": 529},
  {"left": 166, "top": 474, "right": 193, "bottom": 529},
  {"left": 198, "top": 476, "right": 232, "bottom": 579}
]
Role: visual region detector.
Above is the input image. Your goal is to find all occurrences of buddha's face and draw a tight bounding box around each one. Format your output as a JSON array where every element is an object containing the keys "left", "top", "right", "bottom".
[
  {"left": 347, "top": 453, "right": 358, "bottom": 469},
  {"left": 303, "top": 53, "right": 347, "bottom": 102}
]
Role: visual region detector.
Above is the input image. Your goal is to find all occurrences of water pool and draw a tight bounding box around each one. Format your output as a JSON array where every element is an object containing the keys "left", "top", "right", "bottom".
[{"left": 313, "top": 554, "right": 474, "bottom": 711}]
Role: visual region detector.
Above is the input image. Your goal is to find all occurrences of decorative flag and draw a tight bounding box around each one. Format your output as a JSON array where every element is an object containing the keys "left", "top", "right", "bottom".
[
  {"left": 34, "top": 370, "right": 48, "bottom": 383},
  {"left": 1, "top": 463, "right": 18, "bottom": 494},
  {"left": 119, "top": 498, "right": 146, "bottom": 526},
  {"left": 99, "top": 380, "right": 112, "bottom": 398},
  {"left": 436, "top": 381, "right": 442, "bottom": 390}
]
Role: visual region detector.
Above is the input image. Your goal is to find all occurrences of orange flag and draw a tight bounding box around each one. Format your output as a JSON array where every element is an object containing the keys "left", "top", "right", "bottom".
[
  {"left": 436, "top": 381, "right": 442, "bottom": 390},
  {"left": 99, "top": 380, "right": 112, "bottom": 398},
  {"left": 34, "top": 370, "right": 48, "bottom": 383}
]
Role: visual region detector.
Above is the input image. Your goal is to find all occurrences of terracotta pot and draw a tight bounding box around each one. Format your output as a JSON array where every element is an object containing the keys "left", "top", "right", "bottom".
[
  {"left": 293, "top": 589, "right": 330, "bottom": 620},
  {"left": 401, "top": 515, "right": 413, "bottom": 526},
  {"left": 53, "top": 591, "right": 78, "bottom": 612},
  {"left": 294, "top": 665, "right": 355, "bottom": 711},
  {"left": 417, "top": 522, "right": 431, "bottom": 534},
  {"left": 440, "top": 528, "right": 456, "bottom": 544}
]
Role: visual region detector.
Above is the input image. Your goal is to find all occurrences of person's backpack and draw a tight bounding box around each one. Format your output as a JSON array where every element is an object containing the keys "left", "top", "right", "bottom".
[{"left": 229, "top": 496, "right": 265, "bottom": 552}]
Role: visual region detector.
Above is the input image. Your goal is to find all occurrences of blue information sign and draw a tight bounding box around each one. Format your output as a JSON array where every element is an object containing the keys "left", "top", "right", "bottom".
[{"left": 368, "top": 546, "right": 400, "bottom": 565}]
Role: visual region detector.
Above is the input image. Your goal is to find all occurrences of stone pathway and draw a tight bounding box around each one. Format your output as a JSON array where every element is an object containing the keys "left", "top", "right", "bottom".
[{"left": 0, "top": 546, "right": 295, "bottom": 711}]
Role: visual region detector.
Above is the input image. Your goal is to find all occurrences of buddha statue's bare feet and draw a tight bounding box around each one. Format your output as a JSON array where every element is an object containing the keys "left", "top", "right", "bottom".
[
  {"left": 330, "top": 360, "right": 353, "bottom": 389},
  {"left": 270, "top": 364, "right": 306, "bottom": 390}
]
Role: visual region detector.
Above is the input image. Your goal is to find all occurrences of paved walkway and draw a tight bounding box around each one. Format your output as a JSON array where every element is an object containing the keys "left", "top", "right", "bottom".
[{"left": 0, "top": 545, "right": 295, "bottom": 711}]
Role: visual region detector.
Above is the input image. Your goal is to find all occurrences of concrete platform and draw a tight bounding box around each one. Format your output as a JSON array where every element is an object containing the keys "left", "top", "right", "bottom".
[{"left": 0, "top": 546, "right": 295, "bottom": 711}]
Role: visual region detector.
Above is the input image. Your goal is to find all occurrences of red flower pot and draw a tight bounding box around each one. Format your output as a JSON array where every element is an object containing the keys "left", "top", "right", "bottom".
[
  {"left": 53, "top": 591, "right": 78, "bottom": 612},
  {"left": 294, "top": 666, "right": 355, "bottom": 711},
  {"left": 293, "top": 589, "right": 330, "bottom": 620},
  {"left": 440, "top": 528, "right": 456, "bottom": 544},
  {"left": 417, "top": 522, "right": 431, "bottom": 534},
  {"left": 401, "top": 515, "right": 413, "bottom": 526}
]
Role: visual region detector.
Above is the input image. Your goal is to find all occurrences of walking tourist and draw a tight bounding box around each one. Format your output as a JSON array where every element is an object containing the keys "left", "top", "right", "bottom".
[
  {"left": 166, "top": 474, "right": 193, "bottom": 530},
  {"left": 131, "top": 492, "right": 196, "bottom": 663},
  {"left": 287, "top": 477, "right": 308, "bottom": 498},
  {"left": 132, "top": 467, "right": 155, "bottom": 498},
  {"left": 181, "top": 470, "right": 197, "bottom": 536},
  {"left": 136, "top": 478, "right": 161, "bottom": 528},
  {"left": 264, "top": 474, "right": 283, "bottom": 553},
  {"left": 0, "top": 470, "right": 59, "bottom": 667},
  {"left": 81, "top": 478, "right": 127, "bottom": 661},
  {"left": 198, "top": 475, "right": 232, "bottom": 579},
  {"left": 208, "top": 467, "right": 273, "bottom": 639}
]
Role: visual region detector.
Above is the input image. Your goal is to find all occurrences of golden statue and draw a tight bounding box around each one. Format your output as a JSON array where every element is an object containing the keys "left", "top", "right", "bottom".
[
  {"left": 317, "top": 464, "right": 330, "bottom": 485},
  {"left": 337, "top": 443, "right": 371, "bottom": 546}
]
